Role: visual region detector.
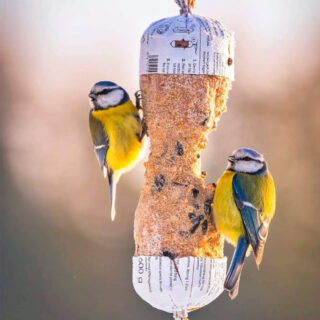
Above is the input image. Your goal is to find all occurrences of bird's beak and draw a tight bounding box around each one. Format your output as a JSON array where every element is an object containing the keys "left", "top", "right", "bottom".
[
  {"left": 228, "top": 155, "right": 236, "bottom": 164},
  {"left": 88, "top": 92, "right": 96, "bottom": 100}
]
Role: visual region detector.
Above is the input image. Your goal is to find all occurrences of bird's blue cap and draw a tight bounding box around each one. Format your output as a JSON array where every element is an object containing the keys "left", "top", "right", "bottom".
[
  {"left": 93, "top": 81, "right": 118, "bottom": 88},
  {"left": 231, "top": 148, "right": 264, "bottom": 162},
  {"left": 238, "top": 148, "right": 261, "bottom": 158}
]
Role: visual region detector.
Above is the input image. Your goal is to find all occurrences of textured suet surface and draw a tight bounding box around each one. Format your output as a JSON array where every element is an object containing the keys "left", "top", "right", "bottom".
[{"left": 134, "top": 74, "right": 231, "bottom": 258}]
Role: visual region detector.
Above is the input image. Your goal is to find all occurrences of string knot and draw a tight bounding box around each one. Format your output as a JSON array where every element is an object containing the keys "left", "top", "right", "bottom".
[
  {"left": 173, "top": 310, "right": 188, "bottom": 319},
  {"left": 175, "top": 0, "right": 195, "bottom": 15}
]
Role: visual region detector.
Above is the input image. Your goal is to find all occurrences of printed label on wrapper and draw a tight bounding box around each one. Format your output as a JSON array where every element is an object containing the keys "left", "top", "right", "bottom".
[
  {"left": 132, "top": 256, "right": 227, "bottom": 315},
  {"left": 140, "top": 14, "right": 235, "bottom": 80}
]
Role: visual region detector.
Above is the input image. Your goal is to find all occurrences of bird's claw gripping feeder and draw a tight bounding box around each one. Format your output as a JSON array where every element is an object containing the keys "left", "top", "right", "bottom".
[{"left": 132, "top": 0, "right": 235, "bottom": 318}]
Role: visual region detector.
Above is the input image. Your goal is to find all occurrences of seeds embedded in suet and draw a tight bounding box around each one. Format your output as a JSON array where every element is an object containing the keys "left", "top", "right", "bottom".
[
  {"left": 191, "top": 215, "right": 204, "bottom": 224},
  {"left": 179, "top": 231, "right": 189, "bottom": 238},
  {"left": 175, "top": 141, "right": 184, "bottom": 156},
  {"left": 172, "top": 181, "right": 189, "bottom": 187},
  {"left": 202, "top": 220, "right": 208, "bottom": 235},
  {"left": 162, "top": 250, "right": 177, "bottom": 260},
  {"left": 191, "top": 188, "right": 199, "bottom": 198},
  {"left": 200, "top": 117, "right": 209, "bottom": 126},
  {"left": 189, "top": 221, "right": 201, "bottom": 234},
  {"left": 154, "top": 174, "right": 166, "bottom": 192},
  {"left": 188, "top": 212, "right": 196, "bottom": 219},
  {"left": 204, "top": 199, "right": 212, "bottom": 216}
]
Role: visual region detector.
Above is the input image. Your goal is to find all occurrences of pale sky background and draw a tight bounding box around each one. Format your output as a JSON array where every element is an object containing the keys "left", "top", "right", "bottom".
[{"left": 2, "top": 0, "right": 320, "bottom": 95}]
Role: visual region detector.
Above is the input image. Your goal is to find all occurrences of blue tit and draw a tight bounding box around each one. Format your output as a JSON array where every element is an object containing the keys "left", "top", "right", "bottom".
[
  {"left": 213, "top": 148, "right": 276, "bottom": 299},
  {"left": 88, "top": 81, "right": 146, "bottom": 221}
]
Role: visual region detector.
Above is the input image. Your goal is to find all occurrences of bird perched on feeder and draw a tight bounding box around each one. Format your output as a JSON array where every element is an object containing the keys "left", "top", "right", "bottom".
[
  {"left": 88, "top": 81, "right": 146, "bottom": 221},
  {"left": 213, "top": 148, "right": 276, "bottom": 299}
]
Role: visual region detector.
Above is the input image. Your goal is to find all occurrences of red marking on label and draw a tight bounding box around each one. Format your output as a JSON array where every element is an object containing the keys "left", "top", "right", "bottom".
[{"left": 174, "top": 40, "right": 189, "bottom": 48}]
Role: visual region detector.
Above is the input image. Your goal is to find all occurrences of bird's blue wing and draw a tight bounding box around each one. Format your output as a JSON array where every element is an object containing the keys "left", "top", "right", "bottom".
[
  {"left": 89, "top": 112, "right": 109, "bottom": 169},
  {"left": 89, "top": 112, "right": 119, "bottom": 221},
  {"left": 232, "top": 173, "right": 266, "bottom": 266}
]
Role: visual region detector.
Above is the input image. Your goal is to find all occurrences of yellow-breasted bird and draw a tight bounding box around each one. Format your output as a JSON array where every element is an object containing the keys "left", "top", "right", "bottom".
[
  {"left": 88, "top": 81, "right": 146, "bottom": 221},
  {"left": 213, "top": 148, "right": 276, "bottom": 299}
]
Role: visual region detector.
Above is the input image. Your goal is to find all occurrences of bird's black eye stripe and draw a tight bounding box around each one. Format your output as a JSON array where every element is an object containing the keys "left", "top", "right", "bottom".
[
  {"left": 237, "top": 156, "right": 263, "bottom": 163},
  {"left": 96, "top": 89, "right": 110, "bottom": 95},
  {"left": 238, "top": 157, "right": 252, "bottom": 161}
]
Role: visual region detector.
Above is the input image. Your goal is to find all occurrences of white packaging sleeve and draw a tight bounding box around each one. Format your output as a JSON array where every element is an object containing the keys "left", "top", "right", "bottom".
[
  {"left": 132, "top": 256, "right": 227, "bottom": 316},
  {"left": 140, "top": 14, "right": 235, "bottom": 80}
]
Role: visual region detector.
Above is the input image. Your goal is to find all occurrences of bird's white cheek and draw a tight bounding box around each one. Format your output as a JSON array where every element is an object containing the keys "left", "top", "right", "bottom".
[
  {"left": 97, "top": 89, "right": 124, "bottom": 108},
  {"left": 97, "top": 95, "right": 109, "bottom": 108},
  {"left": 234, "top": 161, "right": 263, "bottom": 173}
]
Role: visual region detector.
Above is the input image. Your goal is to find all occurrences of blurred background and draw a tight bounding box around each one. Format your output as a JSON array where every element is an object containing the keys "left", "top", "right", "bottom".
[{"left": 1, "top": 0, "right": 319, "bottom": 319}]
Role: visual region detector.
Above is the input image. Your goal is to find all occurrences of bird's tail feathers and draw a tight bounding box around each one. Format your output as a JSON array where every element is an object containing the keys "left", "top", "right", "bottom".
[
  {"left": 224, "top": 236, "right": 249, "bottom": 300},
  {"left": 229, "top": 277, "right": 240, "bottom": 300},
  {"left": 254, "top": 219, "right": 270, "bottom": 268},
  {"left": 106, "top": 167, "right": 121, "bottom": 221}
]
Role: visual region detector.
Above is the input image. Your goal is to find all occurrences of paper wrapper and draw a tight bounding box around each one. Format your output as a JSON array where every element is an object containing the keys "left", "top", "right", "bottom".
[
  {"left": 133, "top": 256, "right": 227, "bottom": 316},
  {"left": 140, "top": 9, "right": 235, "bottom": 79}
]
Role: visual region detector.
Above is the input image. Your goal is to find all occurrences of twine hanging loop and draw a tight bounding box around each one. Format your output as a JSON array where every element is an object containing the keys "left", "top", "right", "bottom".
[{"left": 175, "top": 0, "right": 196, "bottom": 15}]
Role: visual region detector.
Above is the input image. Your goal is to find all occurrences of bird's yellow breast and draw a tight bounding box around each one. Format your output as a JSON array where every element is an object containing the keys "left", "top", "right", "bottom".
[
  {"left": 214, "top": 171, "right": 245, "bottom": 246},
  {"left": 91, "top": 101, "right": 143, "bottom": 171}
]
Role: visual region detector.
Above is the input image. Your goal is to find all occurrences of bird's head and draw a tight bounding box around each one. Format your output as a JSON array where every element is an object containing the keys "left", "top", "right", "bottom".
[
  {"left": 88, "top": 81, "right": 129, "bottom": 110},
  {"left": 227, "top": 148, "right": 267, "bottom": 174}
]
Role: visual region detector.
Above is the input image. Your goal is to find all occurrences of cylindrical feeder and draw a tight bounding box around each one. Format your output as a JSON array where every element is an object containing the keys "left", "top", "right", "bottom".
[{"left": 133, "top": 1, "right": 235, "bottom": 318}]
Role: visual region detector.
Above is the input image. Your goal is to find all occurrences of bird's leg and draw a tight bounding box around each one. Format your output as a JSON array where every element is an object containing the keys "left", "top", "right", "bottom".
[
  {"left": 135, "top": 90, "right": 148, "bottom": 139},
  {"left": 135, "top": 90, "right": 143, "bottom": 109},
  {"left": 140, "top": 117, "right": 148, "bottom": 139}
]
